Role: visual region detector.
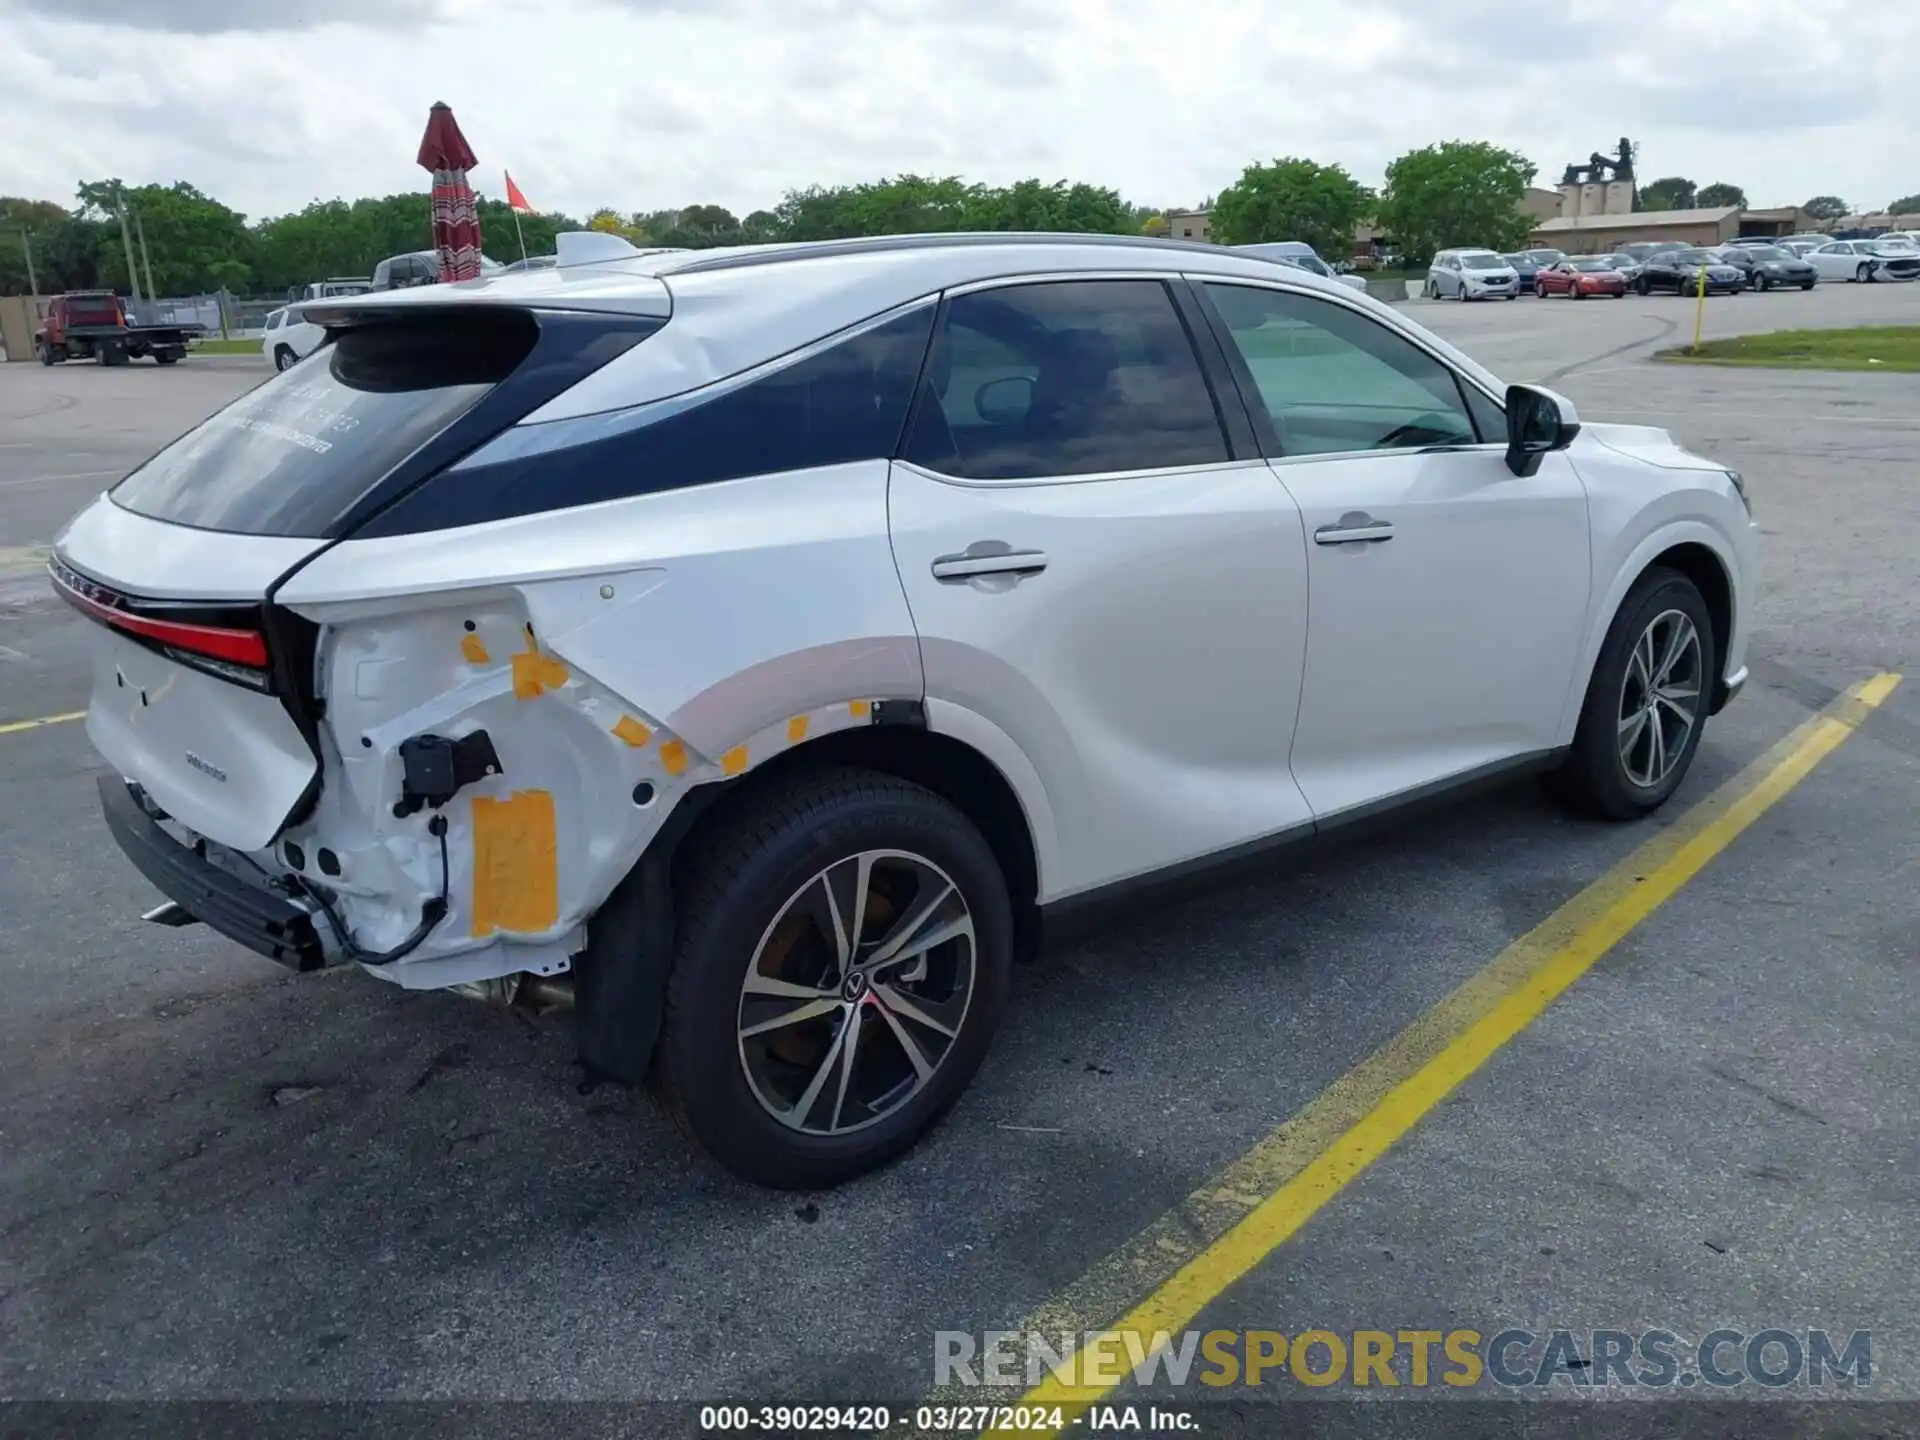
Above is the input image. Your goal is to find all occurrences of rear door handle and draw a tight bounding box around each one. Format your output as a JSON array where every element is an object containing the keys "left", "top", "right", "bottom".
[
  {"left": 1314, "top": 514, "right": 1394, "bottom": 546},
  {"left": 931, "top": 546, "right": 1049, "bottom": 581}
]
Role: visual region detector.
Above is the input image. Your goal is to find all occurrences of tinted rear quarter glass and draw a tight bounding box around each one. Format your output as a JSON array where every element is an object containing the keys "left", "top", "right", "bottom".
[
  {"left": 370, "top": 305, "right": 938, "bottom": 532},
  {"left": 111, "top": 310, "right": 538, "bottom": 537}
]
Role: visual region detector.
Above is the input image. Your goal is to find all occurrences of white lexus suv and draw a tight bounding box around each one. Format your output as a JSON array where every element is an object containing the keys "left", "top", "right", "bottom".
[{"left": 54, "top": 231, "right": 1757, "bottom": 1187}]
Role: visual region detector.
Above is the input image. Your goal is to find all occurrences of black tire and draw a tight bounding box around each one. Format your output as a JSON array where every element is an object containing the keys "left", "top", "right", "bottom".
[
  {"left": 273, "top": 345, "right": 298, "bottom": 372},
  {"left": 38, "top": 343, "right": 56, "bottom": 366},
  {"left": 1635, "top": 277, "right": 1651, "bottom": 296},
  {"left": 1800, "top": 280, "right": 1815, "bottom": 290},
  {"left": 653, "top": 766, "right": 1013, "bottom": 1188},
  {"left": 1554, "top": 567, "right": 1719, "bottom": 821},
  {"left": 1856, "top": 263, "right": 1872, "bottom": 283},
  {"left": 1755, "top": 272, "right": 1769, "bottom": 292},
  {"left": 154, "top": 351, "right": 180, "bottom": 365}
]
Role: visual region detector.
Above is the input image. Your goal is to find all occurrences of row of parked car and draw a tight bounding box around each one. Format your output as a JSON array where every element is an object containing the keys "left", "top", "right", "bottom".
[{"left": 1425, "top": 232, "right": 1920, "bottom": 302}]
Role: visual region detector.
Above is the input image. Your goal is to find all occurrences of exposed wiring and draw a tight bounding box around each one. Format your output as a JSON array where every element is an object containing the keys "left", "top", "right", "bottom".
[{"left": 301, "top": 814, "right": 450, "bottom": 967}]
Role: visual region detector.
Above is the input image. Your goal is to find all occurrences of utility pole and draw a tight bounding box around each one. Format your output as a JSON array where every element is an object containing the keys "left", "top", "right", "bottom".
[
  {"left": 133, "top": 206, "right": 158, "bottom": 304},
  {"left": 18, "top": 229, "right": 37, "bottom": 306},
  {"left": 113, "top": 185, "right": 143, "bottom": 313}
]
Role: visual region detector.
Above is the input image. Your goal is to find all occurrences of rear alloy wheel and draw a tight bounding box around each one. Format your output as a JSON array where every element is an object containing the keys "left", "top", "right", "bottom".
[
  {"left": 273, "top": 345, "right": 298, "bottom": 372},
  {"left": 655, "top": 767, "right": 1012, "bottom": 1188},
  {"left": 1553, "top": 567, "right": 1717, "bottom": 821}
]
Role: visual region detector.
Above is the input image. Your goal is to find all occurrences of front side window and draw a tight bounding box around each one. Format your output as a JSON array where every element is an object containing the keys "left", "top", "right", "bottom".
[
  {"left": 902, "top": 280, "right": 1228, "bottom": 481},
  {"left": 1204, "top": 283, "right": 1485, "bottom": 456}
]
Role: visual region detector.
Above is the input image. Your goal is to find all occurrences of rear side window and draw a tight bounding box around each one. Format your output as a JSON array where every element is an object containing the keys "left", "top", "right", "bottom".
[
  {"left": 902, "top": 280, "right": 1228, "bottom": 481},
  {"left": 111, "top": 311, "right": 539, "bottom": 537},
  {"left": 368, "top": 306, "right": 937, "bottom": 532}
]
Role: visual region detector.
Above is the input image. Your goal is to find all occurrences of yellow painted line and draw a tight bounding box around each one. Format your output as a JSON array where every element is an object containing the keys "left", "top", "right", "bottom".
[
  {"left": 0, "top": 710, "right": 85, "bottom": 737},
  {"left": 981, "top": 672, "right": 1902, "bottom": 1434}
]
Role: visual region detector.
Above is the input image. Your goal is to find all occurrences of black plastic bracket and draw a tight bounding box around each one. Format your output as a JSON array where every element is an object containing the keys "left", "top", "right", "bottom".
[
  {"left": 870, "top": 699, "right": 927, "bottom": 728},
  {"left": 394, "top": 730, "right": 503, "bottom": 817}
]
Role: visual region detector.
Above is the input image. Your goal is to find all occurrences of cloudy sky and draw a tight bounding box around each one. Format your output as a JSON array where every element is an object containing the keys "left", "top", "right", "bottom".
[{"left": 1, "top": 0, "right": 1915, "bottom": 223}]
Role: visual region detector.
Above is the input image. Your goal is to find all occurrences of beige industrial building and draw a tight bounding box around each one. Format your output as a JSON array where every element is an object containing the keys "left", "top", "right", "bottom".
[
  {"left": 1528, "top": 175, "right": 1814, "bottom": 254},
  {"left": 1166, "top": 208, "right": 1212, "bottom": 243}
]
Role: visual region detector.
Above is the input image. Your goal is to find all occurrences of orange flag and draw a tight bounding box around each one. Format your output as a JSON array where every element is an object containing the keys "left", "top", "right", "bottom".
[{"left": 505, "top": 171, "right": 535, "bottom": 213}]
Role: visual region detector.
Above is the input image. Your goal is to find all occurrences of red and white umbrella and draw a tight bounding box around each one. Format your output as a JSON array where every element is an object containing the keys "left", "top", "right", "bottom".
[{"left": 416, "top": 101, "right": 483, "bottom": 283}]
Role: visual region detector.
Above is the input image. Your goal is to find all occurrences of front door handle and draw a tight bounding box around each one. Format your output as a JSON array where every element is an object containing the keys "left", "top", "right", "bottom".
[
  {"left": 931, "top": 545, "right": 1049, "bottom": 582},
  {"left": 1314, "top": 513, "right": 1394, "bottom": 546}
]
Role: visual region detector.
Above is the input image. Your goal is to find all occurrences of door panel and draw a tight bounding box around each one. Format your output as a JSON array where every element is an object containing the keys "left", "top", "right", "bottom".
[
  {"left": 1277, "top": 449, "right": 1590, "bottom": 817},
  {"left": 891, "top": 460, "right": 1312, "bottom": 899},
  {"left": 1197, "top": 279, "right": 1592, "bottom": 820},
  {"left": 888, "top": 277, "right": 1313, "bottom": 901}
]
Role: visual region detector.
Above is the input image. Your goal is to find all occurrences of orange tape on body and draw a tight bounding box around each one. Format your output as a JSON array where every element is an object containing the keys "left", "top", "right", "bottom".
[{"left": 469, "top": 790, "right": 560, "bottom": 937}]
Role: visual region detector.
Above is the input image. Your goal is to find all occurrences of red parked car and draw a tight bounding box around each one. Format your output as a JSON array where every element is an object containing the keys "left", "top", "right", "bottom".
[{"left": 1535, "top": 258, "right": 1629, "bottom": 299}]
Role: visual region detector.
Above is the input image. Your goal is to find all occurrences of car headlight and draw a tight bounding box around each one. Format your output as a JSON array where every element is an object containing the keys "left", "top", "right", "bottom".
[{"left": 1726, "top": 469, "right": 1752, "bottom": 517}]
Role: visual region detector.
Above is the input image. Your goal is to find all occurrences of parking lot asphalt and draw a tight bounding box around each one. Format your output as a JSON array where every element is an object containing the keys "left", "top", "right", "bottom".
[{"left": 2, "top": 288, "right": 1916, "bottom": 1419}]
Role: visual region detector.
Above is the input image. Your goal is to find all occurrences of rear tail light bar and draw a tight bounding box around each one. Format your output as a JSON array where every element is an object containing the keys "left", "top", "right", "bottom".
[{"left": 49, "top": 559, "right": 273, "bottom": 690}]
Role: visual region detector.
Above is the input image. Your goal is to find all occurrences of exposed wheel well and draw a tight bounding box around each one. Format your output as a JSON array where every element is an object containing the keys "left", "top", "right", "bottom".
[
  {"left": 664, "top": 722, "right": 1043, "bottom": 963},
  {"left": 1646, "top": 542, "right": 1733, "bottom": 704}
]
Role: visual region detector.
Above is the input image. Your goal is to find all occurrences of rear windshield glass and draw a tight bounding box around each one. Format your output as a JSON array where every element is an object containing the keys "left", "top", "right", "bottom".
[
  {"left": 111, "top": 311, "right": 538, "bottom": 537},
  {"left": 66, "top": 296, "right": 120, "bottom": 323}
]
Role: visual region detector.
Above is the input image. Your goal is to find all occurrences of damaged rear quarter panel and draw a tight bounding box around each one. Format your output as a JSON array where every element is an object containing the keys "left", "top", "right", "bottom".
[{"left": 272, "top": 460, "right": 923, "bottom": 982}]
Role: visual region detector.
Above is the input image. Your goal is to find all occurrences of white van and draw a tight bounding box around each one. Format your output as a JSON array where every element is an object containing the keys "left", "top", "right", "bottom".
[{"left": 1425, "top": 249, "right": 1521, "bottom": 301}]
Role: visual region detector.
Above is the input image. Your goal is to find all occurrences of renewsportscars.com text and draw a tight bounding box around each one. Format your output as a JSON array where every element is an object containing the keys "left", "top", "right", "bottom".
[{"left": 934, "top": 1327, "right": 1872, "bottom": 1390}]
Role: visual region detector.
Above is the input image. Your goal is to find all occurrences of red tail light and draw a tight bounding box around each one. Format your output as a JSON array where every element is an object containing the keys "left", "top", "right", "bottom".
[{"left": 50, "top": 560, "right": 272, "bottom": 683}]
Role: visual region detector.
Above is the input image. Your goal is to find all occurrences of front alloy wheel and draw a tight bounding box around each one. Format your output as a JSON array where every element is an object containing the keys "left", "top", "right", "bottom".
[
  {"left": 1552, "top": 567, "right": 1718, "bottom": 820},
  {"left": 1616, "top": 610, "right": 1703, "bottom": 790}
]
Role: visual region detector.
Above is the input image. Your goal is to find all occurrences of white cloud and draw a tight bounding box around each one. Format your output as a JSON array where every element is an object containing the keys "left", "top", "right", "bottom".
[{"left": 0, "top": 0, "right": 1914, "bottom": 222}]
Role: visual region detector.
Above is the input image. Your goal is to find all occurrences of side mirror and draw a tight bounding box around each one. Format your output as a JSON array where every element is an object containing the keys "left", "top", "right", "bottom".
[
  {"left": 975, "top": 375, "right": 1035, "bottom": 426},
  {"left": 1504, "top": 384, "right": 1581, "bottom": 477}
]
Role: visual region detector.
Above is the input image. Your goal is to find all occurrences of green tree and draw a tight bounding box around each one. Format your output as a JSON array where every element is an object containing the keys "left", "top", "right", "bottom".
[
  {"left": 1883, "top": 193, "right": 1920, "bottom": 216},
  {"left": 1803, "top": 194, "right": 1848, "bottom": 220},
  {"left": 76, "top": 179, "right": 256, "bottom": 294},
  {"left": 1696, "top": 182, "right": 1747, "bottom": 209},
  {"left": 0, "top": 196, "right": 89, "bottom": 294},
  {"left": 1637, "top": 176, "right": 1697, "bottom": 212},
  {"left": 1210, "top": 158, "right": 1374, "bottom": 259},
  {"left": 1374, "top": 141, "right": 1535, "bottom": 263}
]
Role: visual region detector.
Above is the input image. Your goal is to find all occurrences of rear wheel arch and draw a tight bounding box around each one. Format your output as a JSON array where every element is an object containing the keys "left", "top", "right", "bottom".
[
  {"left": 574, "top": 720, "right": 1043, "bottom": 1088},
  {"left": 688, "top": 723, "right": 1042, "bottom": 961}
]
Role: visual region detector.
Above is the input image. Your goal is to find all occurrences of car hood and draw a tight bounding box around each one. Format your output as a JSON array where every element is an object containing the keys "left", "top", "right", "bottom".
[{"left": 1581, "top": 423, "right": 1729, "bottom": 474}]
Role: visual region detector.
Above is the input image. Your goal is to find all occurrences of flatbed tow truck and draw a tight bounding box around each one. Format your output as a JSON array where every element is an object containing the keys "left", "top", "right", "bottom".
[{"left": 36, "top": 291, "right": 200, "bottom": 366}]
